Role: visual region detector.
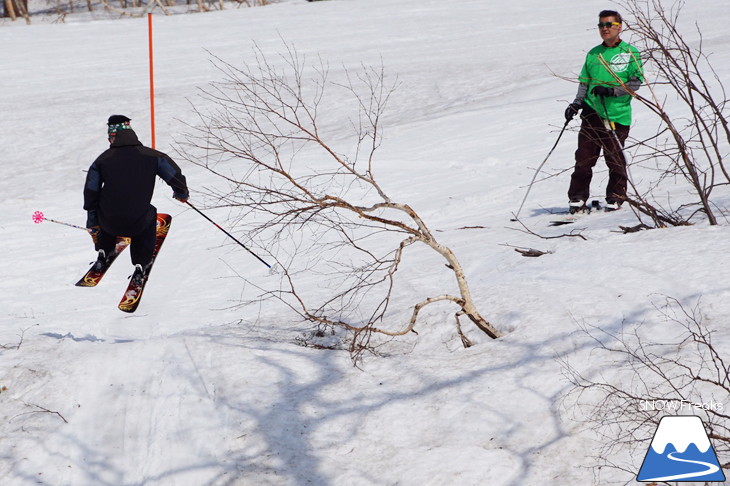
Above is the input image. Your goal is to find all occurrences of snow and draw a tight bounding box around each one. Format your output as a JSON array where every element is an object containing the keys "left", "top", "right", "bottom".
[{"left": 1, "top": 0, "right": 729, "bottom": 484}]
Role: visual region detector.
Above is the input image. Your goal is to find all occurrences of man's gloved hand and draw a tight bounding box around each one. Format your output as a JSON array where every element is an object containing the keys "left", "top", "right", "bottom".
[
  {"left": 173, "top": 192, "right": 189, "bottom": 204},
  {"left": 591, "top": 85, "right": 614, "bottom": 97},
  {"left": 88, "top": 225, "right": 100, "bottom": 244},
  {"left": 564, "top": 102, "right": 582, "bottom": 121}
]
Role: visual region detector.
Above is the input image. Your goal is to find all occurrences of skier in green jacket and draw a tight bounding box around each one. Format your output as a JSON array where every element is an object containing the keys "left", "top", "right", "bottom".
[{"left": 564, "top": 9, "right": 644, "bottom": 212}]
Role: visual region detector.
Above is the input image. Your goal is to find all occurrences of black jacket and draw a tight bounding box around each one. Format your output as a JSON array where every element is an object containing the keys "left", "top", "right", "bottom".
[{"left": 83, "top": 129, "right": 188, "bottom": 236}]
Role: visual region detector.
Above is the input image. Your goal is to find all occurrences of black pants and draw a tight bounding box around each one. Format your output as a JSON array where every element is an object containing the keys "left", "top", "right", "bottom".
[
  {"left": 96, "top": 217, "right": 156, "bottom": 267},
  {"left": 568, "top": 105, "right": 630, "bottom": 202}
]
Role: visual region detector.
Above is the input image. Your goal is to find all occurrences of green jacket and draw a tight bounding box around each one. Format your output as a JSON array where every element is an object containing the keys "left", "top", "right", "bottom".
[{"left": 576, "top": 40, "right": 643, "bottom": 126}]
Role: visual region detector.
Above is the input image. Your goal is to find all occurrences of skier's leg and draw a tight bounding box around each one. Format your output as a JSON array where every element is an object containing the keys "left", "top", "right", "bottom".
[
  {"left": 95, "top": 229, "right": 117, "bottom": 255},
  {"left": 604, "top": 123, "right": 630, "bottom": 203},
  {"left": 568, "top": 107, "right": 603, "bottom": 203},
  {"left": 129, "top": 217, "right": 157, "bottom": 268}
]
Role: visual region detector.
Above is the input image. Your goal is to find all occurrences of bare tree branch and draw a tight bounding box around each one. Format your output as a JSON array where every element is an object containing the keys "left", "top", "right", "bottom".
[
  {"left": 613, "top": 0, "right": 730, "bottom": 225},
  {"left": 178, "top": 43, "right": 503, "bottom": 361}
]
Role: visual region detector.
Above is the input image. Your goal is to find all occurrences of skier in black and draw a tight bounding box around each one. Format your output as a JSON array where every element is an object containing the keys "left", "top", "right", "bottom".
[{"left": 84, "top": 115, "right": 189, "bottom": 283}]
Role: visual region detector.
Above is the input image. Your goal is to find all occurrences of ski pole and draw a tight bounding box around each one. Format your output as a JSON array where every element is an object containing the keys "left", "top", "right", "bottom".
[
  {"left": 599, "top": 96, "right": 634, "bottom": 183},
  {"left": 512, "top": 118, "right": 571, "bottom": 221},
  {"left": 185, "top": 201, "right": 271, "bottom": 269},
  {"left": 599, "top": 97, "right": 645, "bottom": 223},
  {"left": 32, "top": 211, "right": 91, "bottom": 233}
]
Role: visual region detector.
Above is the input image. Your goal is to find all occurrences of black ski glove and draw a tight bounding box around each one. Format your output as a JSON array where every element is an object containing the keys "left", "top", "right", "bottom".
[
  {"left": 564, "top": 102, "right": 582, "bottom": 121},
  {"left": 591, "top": 86, "right": 614, "bottom": 97}
]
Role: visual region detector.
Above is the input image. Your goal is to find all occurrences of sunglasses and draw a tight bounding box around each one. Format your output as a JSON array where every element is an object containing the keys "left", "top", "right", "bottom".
[{"left": 597, "top": 22, "right": 621, "bottom": 28}]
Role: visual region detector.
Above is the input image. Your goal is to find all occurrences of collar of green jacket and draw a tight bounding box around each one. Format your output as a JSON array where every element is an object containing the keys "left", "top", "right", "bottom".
[{"left": 601, "top": 39, "right": 623, "bottom": 48}]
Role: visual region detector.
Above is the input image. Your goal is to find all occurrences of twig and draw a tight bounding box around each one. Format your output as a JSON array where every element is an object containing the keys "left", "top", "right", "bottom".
[
  {"left": 514, "top": 247, "right": 552, "bottom": 257},
  {"left": 617, "top": 223, "right": 651, "bottom": 234},
  {"left": 17, "top": 402, "right": 68, "bottom": 424},
  {"left": 1, "top": 324, "right": 36, "bottom": 351},
  {"left": 509, "top": 216, "right": 587, "bottom": 241}
]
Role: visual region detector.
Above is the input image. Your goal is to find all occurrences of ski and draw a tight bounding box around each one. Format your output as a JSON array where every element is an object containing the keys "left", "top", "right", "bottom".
[
  {"left": 118, "top": 213, "right": 172, "bottom": 313},
  {"left": 549, "top": 200, "right": 607, "bottom": 226},
  {"left": 75, "top": 236, "right": 132, "bottom": 287}
]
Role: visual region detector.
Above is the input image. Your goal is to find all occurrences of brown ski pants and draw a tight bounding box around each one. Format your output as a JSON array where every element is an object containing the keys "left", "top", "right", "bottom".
[{"left": 568, "top": 105, "right": 630, "bottom": 203}]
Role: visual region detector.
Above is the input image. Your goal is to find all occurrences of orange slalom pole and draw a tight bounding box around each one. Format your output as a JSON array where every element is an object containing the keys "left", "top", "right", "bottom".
[{"left": 148, "top": 13, "right": 156, "bottom": 149}]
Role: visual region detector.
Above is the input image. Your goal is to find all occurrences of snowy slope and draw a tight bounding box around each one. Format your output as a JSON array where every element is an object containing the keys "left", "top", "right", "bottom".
[{"left": 1, "top": 0, "right": 729, "bottom": 485}]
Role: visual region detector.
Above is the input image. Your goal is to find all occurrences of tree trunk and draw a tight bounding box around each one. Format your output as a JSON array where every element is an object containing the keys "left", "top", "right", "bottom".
[
  {"left": 12, "top": 0, "right": 29, "bottom": 23},
  {"left": 4, "top": 0, "right": 16, "bottom": 19}
]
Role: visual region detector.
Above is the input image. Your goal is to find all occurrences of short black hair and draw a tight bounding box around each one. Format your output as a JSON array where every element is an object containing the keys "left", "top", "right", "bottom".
[{"left": 599, "top": 9, "right": 622, "bottom": 24}]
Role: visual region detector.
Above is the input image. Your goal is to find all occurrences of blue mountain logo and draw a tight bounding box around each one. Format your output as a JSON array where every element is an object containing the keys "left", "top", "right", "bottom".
[{"left": 637, "top": 416, "right": 726, "bottom": 482}]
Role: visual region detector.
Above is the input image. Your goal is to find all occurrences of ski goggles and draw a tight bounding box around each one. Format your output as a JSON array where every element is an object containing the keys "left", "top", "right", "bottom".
[{"left": 597, "top": 21, "right": 621, "bottom": 28}]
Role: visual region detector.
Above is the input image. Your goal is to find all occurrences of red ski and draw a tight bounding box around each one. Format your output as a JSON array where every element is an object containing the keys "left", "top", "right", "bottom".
[
  {"left": 118, "top": 213, "right": 172, "bottom": 313},
  {"left": 76, "top": 236, "right": 132, "bottom": 287}
]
